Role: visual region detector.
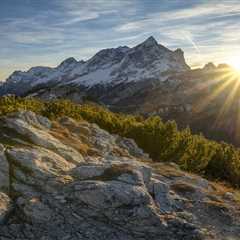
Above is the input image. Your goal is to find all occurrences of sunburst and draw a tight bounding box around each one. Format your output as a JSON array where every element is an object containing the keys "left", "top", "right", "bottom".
[
  {"left": 228, "top": 56, "right": 240, "bottom": 73},
  {"left": 201, "top": 66, "right": 240, "bottom": 135}
]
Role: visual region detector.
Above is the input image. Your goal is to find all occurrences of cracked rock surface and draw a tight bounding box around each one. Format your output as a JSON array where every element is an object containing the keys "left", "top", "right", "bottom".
[{"left": 0, "top": 111, "right": 239, "bottom": 239}]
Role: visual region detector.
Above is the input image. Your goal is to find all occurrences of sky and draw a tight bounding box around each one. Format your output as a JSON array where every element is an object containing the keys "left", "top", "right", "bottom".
[{"left": 1, "top": 0, "right": 240, "bottom": 80}]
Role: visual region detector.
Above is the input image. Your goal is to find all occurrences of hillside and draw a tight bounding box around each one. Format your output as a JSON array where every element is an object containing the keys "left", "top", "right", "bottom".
[
  {"left": 1, "top": 37, "right": 240, "bottom": 147},
  {"left": 0, "top": 109, "right": 240, "bottom": 239},
  {"left": 1, "top": 96, "right": 240, "bottom": 188},
  {"left": 2, "top": 1, "right": 240, "bottom": 239}
]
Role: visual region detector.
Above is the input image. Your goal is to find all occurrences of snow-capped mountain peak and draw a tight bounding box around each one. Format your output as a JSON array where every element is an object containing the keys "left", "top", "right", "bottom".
[
  {"left": 138, "top": 36, "right": 159, "bottom": 47},
  {"left": 86, "top": 46, "right": 130, "bottom": 71},
  {"left": 58, "top": 57, "right": 78, "bottom": 68},
  {"left": 0, "top": 36, "right": 190, "bottom": 95},
  {"left": 135, "top": 36, "right": 170, "bottom": 54},
  {"left": 57, "top": 57, "right": 80, "bottom": 72}
]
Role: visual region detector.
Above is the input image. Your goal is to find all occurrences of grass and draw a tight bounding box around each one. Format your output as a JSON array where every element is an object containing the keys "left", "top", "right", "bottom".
[
  {"left": 50, "top": 121, "right": 90, "bottom": 156},
  {"left": 150, "top": 162, "right": 185, "bottom": 178},
  {"left": 170, "top": 181, "right": 197, "bottom": 194}
]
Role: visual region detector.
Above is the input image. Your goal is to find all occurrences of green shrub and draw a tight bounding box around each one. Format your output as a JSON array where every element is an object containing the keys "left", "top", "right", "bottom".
[{"left": 0, "top": 96, "right": 239, "bottom": 187}]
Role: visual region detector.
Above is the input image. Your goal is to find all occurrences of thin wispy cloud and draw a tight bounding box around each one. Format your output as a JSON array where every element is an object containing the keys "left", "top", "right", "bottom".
[
  {"left": 116, "top": 2, "right": 240, "bottom": 32},
  {"left": 0, "top": 0, "right": 240, "bottom": 80}
]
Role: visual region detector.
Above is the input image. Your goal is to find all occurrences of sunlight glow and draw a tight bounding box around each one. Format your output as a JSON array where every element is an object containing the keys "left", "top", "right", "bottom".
[
  {"left": 228, "top": 56, "right": 240, "bottom": 71},
  {"left": 195, "top": 70, "right": 236, "bottom": 111}
]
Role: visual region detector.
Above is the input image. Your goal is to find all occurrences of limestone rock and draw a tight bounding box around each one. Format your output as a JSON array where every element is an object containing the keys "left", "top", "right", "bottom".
[
  {"left": 3, "top": 111, "right": 84, "bottom": 164},
  {"left": 0, "top": 111, "right": 239, "bottom": 239}
]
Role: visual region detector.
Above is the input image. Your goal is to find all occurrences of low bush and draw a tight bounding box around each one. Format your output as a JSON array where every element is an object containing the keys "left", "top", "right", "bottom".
[{"left": 0, "top": 96, "right": 239, "bottom": 187}]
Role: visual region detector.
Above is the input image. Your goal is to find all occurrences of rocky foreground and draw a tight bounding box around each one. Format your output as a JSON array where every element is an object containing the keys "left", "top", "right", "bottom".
[{"left": 0, "top": 111, "right": 239, "bottom": 240}]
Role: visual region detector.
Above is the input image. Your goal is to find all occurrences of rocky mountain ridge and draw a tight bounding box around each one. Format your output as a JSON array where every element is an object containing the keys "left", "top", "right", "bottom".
[
  {"left": 0, "top": 111, "right": 240, "bottom": 239},
  {"left": 1, "top": 37, "right": 240, "bottom": 147},
  {"left": 0, "top": 36, "right": 189, "bottom": 96}
]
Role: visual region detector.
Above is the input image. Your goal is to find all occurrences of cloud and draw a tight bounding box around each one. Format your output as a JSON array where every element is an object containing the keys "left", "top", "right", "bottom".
[
  {"left": 0, "top": 0, "right": 137, "bottom": 46},
  {"left": 55, "top": 0, "right": 136, "bottom": 26},
  {"left": 114, "top": 1, "right": 240, "bottom": 67},
  {"left": 116, "top": 2, "right": 240, "bottom": 32},
  {"left": 1, "top": 0, "right": 240, "bottom": 80}
]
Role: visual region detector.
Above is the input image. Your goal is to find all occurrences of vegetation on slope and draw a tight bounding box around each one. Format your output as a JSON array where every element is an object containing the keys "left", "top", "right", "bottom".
[{"left": 0, "top": 96, "right": 239, "bottom": 187}]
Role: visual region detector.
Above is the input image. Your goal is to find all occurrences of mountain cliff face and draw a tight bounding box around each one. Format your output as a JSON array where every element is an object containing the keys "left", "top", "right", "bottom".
[{"left": 0, "top": 111, "right": 239, "bottom": 239}]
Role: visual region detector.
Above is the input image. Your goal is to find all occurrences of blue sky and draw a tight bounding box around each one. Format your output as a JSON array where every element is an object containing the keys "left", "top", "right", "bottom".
[{"left": 1, "top": 0, "right": 240, "bottom": 80}]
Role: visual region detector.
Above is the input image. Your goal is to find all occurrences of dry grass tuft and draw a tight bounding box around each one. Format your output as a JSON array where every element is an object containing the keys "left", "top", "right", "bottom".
[
  {"left": 171, "top": 181, "right": 196, "bottom": 194},
  {"left": 50, "top": 121, "right": 90, "bottom": 156},
  {"left": 151, "top": 163, "right": 185, "bottom": 178}
]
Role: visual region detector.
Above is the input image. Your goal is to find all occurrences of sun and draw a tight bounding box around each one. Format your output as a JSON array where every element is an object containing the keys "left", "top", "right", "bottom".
[{"left": 228, "top": 56, "right": 240, "bottom": 71}]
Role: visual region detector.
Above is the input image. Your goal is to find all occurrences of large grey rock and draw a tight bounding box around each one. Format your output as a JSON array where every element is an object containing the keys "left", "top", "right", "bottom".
[
  {"left": 6, "top": 146, "right": 76, "bottom": 194},
  {"left": 7, "top": 111, "right": 52, "bottom": 129},
  {"left": 71, "top": 163, "right": 108, "bottom": 180},
  {"left": 0, "top": 111, "right": 239, "bottom": 240},
  {"left": 3, "top": 111, "right": 84, "bottom": 164}
]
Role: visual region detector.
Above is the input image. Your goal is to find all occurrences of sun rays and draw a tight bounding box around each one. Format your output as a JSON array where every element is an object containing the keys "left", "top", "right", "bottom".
[
  {"left": 228, "top": 56, "right": 240, "bottom": 71},
  {"left": 192, "top": 66, "right": 240, "bottom": 139},
  {"left": 193, "top": 68, "right": 237, "bottom": 111}
]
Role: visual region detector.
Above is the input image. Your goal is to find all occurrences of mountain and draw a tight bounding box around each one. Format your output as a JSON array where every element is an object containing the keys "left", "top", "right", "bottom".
[
  {"left": 0, "top": 110, "right": 239, "bottom": 239},
  {"left": 0, "top": 36, "right": 189, "bottom": 96},
  {"left": 1, "top": 36, "right": 239, "bottom": 146}
]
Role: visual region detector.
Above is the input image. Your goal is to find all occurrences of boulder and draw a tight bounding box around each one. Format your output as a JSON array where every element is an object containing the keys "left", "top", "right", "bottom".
[
  {"left": 6, "top": 147, "right": 76, "bottom": 193},
  {"left": 3, "top": 112, "right": 84, "bottom": 164}
]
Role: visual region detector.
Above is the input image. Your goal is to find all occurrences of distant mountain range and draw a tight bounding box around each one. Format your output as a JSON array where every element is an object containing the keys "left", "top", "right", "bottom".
[
  {"left": 0, "top": 36, "right": 189, "bottom": 95},
  {"left": 1, "top": 36, "right": 239, "bottom": 146}
]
